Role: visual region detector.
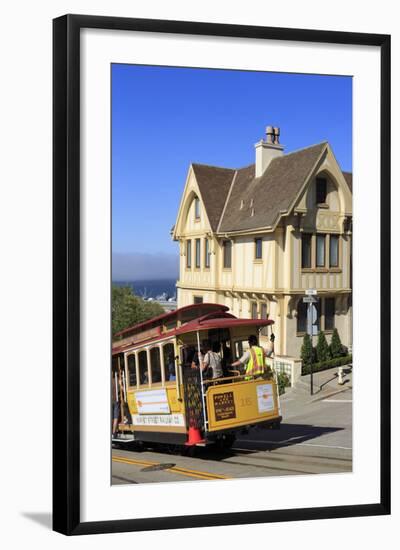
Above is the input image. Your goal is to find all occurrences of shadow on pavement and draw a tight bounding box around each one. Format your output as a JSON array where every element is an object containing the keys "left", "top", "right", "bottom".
[{"left": 194, "top": 423, "right": 344, "bottom": 460}]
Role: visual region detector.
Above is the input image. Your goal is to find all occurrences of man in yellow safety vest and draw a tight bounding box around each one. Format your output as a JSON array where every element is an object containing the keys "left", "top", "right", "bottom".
[{"left": 230, "top": 334, "right": 267, "bottom": 379}]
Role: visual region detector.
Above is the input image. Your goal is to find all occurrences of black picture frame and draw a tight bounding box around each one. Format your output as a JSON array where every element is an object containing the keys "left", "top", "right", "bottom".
[{"left": 53, "top": 14, "right": 391, "bottom": 536}]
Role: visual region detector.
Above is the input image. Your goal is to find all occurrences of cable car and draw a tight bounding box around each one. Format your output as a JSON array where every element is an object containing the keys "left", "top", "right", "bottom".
[{"left": 112, "top": 303, "right": 281, "bottom": 450}]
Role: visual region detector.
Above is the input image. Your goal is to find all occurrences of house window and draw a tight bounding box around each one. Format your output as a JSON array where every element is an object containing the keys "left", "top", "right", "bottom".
[
  {"left": 297, "top": 299, "right": 321, "bottom": 333},
  {"left": 251, "top": 302, "right": 258, "bottom": 319},
  {"left": 195, "top": 238, "right": 201, "bottom": 268},
  {"left": 193, "top": 296, "right": 203, "bottom": 304},
  {"left": 316, "top": 299, "right": 321, "bottom": 331},
  {"left": 260, "top": 303, "right": 268, "bottom": 319},
  {"left": 204, "top": 238, "right": 210, "bottom": 268},
  {"left": 186, "top": 240, "right": 192, "bottom": 268},
  {"left": 260, "top": 303, "right": 268, "bottom": 335},
  {"left": 329, "top": 235, "right": 339, "bottom": 267},
  {"left": 255, "top": 238, "right": 262, "bottom": 259},
  {"left": 316, "top": 234, "right": 326, "bottom": 267},
  {"left": 316, "top": 177, "right": 327, "bottom": 204},
  {"left": 301, "top": 233, "right": 312, "bottom": 268},
  {"left": 297, "top": 300, "right": 308, "bottom": 333},
  {"left": 194, "top": 197, "right": 200, "bottom": 219},
  {"left": 223, "top": 240, "right": 232, "bottom": 269},
  {"left": 324, "top": 297, "right": 335, "bottom": 331}
]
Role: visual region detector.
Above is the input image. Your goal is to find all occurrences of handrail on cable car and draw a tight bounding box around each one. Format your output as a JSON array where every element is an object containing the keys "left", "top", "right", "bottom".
[{"left": 201, "top": 371, "right": 274, "bottom": 385}]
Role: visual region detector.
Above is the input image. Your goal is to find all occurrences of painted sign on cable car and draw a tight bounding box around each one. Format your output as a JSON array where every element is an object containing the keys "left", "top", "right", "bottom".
[
  {"left": 132, "top": 413, "right": 184, "bottom": 427},
  {"left": 135, "top": 389, "right": 170, "bottom": 414},
  {"left": 256, "top": 383, "right": 274, "bottom": 413}
]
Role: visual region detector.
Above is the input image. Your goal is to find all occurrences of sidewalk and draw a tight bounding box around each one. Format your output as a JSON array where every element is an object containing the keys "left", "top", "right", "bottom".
[{"left": 280, "top": 365, "right": 352, "bottom": 405}]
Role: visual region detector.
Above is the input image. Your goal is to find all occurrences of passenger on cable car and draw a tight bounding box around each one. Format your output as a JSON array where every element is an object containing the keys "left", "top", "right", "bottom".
[
  {"left": 191, "top": 340, "right": 223, "bottom": 379},
  {"left": 167, "top": 353, "right": 176, "bottom": 381}
]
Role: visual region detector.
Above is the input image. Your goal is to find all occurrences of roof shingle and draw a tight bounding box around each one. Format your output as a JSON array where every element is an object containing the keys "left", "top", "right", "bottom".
[
  {"left": 219, "top": 142, "right": 327, "bottom": 232},
  {"left": 190, "top": 142, "right": 351, "bottom": 234},
  {"left": 342, "top": 171, "right": 352, "bottom": 192},
  {"left": 191, "top": 164, "right": 235, "bottom": 231}
]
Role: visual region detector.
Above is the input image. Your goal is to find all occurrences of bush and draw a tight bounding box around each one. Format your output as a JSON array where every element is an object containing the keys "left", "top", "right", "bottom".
[
  {"left": 277, "top": 372, "right": 290, "bottom": 395},
  {"left": 330, "top": 328, "right": 344, "bottom": 358},
  {"left": 301, "top": 333, "right": 313, "bottom": 367},
  {"left": 316, "top": 331, "right": 330, "bottom": 362},
  {"left": 301, "top": 354, "right": 352, "bottom": 376}
]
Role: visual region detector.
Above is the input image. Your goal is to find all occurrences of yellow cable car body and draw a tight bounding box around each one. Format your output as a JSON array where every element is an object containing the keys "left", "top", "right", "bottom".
[{"left": 112, "top": 303, "right": 281, "bottom": 449}]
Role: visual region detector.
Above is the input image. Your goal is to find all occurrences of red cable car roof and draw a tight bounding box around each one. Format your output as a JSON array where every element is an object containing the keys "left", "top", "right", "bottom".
[
  {"left": 175, "top": 316, "right": 274, "bottom": 336},
  {"left": 112, "top": 305, "right": 274, "bottom": 355},
  {"left": 114, "top": 302, "right": 229, "bottom": 338}
]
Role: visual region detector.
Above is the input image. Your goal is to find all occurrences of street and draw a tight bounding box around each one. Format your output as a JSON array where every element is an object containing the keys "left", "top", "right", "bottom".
[{"left": 112, "top": 368, "right": 352, "bottom": 484}]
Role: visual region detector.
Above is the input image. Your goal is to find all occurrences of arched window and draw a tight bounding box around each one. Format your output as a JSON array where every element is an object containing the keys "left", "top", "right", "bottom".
[
  {"left": 138, "top": 350, "right": 148, "bottom": 386},
  {"left": 163, "top": 343, "right": 176, "bottom": 382},
  {"left": 127, "top": 354, "right": 137, "bottom": 387},
  {"left": 150, "top": 347, "right": 161, "bottom": 383},
  {"left": 194, "top": 196, "right": 200, "bottom": 219}
]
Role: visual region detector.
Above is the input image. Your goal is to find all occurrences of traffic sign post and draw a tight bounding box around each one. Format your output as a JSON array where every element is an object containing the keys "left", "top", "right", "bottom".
[{"left": 304, "top": 290, "right": 318, "bottom": 395}]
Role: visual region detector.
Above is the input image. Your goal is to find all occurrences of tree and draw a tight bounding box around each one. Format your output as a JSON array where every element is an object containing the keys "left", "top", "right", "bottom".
[
  {"left": 301, "top": 333, "right": 313, "bottom": 367},
  {"left": 112, "top": 285, "right": 164, "bottom": 336},
  {"left": 329, "top": 328, "right": 343, "bottom": 358},
  {"left": 316, "top": 331, "right": 330, "bottom": 363}
]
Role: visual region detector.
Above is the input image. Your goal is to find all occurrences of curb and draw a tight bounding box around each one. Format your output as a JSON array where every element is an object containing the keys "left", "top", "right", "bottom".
[{"left": 308, "top": 385, "right": 352, "bottom": 404}]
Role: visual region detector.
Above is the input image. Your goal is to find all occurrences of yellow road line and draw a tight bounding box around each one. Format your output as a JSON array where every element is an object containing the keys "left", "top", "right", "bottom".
[
  {"left": 112, "top": 455, "right": 229, "bottom": 481},
  {"left": 170, "top": 465, "right": 229, "bottom": 480},
  {"left": 112, "top": 456, "right": 156, "bottom": 468}
]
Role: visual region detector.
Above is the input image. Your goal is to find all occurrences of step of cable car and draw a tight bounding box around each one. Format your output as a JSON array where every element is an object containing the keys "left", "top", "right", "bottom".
[{"left": 112, "top": 433, "right": 136, "bottom": 443}]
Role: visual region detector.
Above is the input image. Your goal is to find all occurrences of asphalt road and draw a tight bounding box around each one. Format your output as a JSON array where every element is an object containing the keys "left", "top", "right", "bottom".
[{"left": 112, "top": 385, "right": 352, "bottom": 484}]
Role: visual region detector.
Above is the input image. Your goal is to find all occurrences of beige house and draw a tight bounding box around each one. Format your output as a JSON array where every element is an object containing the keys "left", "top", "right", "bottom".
[{"left": 172, "top": 126, "right": 352, "bottom": 361}]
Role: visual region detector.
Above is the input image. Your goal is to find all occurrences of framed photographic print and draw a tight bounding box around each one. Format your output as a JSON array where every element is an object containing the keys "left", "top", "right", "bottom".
[{"left": 53, "top": 14, "right": 390, "bottom": 535}]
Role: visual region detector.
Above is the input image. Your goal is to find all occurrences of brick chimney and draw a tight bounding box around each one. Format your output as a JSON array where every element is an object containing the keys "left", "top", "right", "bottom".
[{"left": 255, "top": 126, "right": 284, "bottom": 177}]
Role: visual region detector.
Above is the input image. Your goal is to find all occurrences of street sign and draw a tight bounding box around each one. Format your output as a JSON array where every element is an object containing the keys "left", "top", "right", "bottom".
[
  {"left": 303, "top": 296, "right": 318, "bottom": 303},
  {"left": 311, "top": 304, "right": 318, "bottom": 325},
  {"left": 306, "top": 288, "right": 317, "bottom": 296}
]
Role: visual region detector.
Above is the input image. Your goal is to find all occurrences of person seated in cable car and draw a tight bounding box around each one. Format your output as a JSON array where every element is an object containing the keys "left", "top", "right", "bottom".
[
  {"left": 166, "top": 353, "right": 176, "bottom": 381},
  {"left": 192, "top": 340, "right": 223, "bottom": 380}
]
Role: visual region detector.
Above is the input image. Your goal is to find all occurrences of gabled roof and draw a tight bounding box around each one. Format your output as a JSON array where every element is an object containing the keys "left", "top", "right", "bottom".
[
  {"left": 342, "top": 171, "right": 352, "bottom": 192},
  {"left": 187, "top": 142, "right": 352, "bottom": 235},
  {"left": 219, "top": 142, "right": 327, "bottom": 232},
  {"left": 192, "top": 163, "right": 235, "bottom": 231}
]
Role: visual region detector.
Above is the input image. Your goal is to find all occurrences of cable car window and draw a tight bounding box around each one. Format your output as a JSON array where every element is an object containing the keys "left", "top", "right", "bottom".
[
  {"left": 181, "top": 346, "right": 196, "bottom": 368},
  {"left": 163, "top": 343, "right": 176, "bottom": 381},
  {"left": 234, "top": 341, "right": 243, "bottom": 360},
  {"left": 138, "top": 350, "right": 148, "bottom": 385},
  {"left": 150, "top": 347, "right": 162, "bottom": 383},
  {"left": 127, "top": 354, "right": 137, "bottom": 386}
]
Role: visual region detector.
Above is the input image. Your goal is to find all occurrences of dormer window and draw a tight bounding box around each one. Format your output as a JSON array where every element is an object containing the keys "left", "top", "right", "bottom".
[
  {"left": 316, "top": 177, "right": 327, "bottom": 205},
  {"left": 194, "top": 197, "right": 201, "bottom": 219}
]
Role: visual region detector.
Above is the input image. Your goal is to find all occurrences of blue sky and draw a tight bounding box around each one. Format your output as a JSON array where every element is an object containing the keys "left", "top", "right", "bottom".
[{"left": 112, "top": 64, "right": 352, "bottom": 280}]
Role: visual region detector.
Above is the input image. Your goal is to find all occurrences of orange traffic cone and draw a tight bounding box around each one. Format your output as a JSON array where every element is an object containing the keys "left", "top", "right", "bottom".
[{"left": 185, "top": 426, "right": 204, "bottom": 446}]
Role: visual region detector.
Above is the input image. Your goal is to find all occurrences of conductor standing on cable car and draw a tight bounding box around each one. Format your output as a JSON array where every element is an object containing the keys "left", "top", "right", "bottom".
[{"left": 231, "top": 334, "right": 267, "bottom": 379}]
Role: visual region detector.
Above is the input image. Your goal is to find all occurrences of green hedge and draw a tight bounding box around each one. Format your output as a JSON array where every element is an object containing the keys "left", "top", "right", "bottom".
[
  {"left": 277, "top": 372, "right": 290, "bottom": 395},
  {"left": 301, "top": 355, "right": 352, "bottom": 376}
]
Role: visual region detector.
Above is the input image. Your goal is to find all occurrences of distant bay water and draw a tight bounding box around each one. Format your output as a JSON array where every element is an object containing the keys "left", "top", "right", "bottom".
[{"left": 113, "top": 279, "right": 177, "bottom": 299}]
